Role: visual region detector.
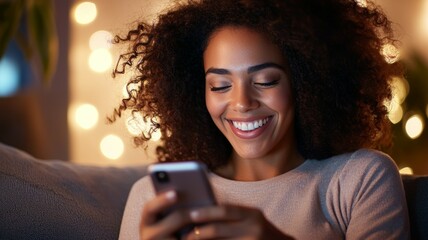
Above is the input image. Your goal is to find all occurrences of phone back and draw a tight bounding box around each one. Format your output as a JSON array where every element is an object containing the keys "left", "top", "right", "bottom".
[{"left": 149, "top": 161, "right": 217, "bottom": 211}]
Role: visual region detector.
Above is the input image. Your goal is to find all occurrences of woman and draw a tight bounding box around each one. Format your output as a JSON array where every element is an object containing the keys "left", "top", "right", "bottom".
[{"left": 112, "top": 0, "right": 410, "bottom": 239}]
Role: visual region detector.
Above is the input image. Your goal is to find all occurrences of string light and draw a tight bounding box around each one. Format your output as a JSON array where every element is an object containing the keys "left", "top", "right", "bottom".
[
  {"left": 100, "top": 134, "right": 124, "bottom": 160},
  {"left": 73, "top": 103, "right": 99, "bottom": 129},
  {"left": 381, "top": 44, "right": 400, "bottom": 64},
  {"left": 355, "top": 0, "right": 367, "bottom": 8},
  {"left": 404, "top": 114, "right": 425, "bottom": 139},
  {"left": 387, "top": 77, "right": 409, "bottom": 124},
  {"left": 125, "top": 112, "right": 162, "bottom": 141},
  {"left": 399, "top": 167, "right": 414, "bottom": 175},
  {"left": 89, "top": 30, "right": 113, "bottom": 50},
  {"left": 74, "top": 2, "right": 97, "bottom": 25},
  {"left": 88, "top": 48, "right": 112, "bottom": 72}
]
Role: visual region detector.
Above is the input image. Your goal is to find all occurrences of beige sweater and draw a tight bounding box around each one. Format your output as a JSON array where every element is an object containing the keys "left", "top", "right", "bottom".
[{"left": 119, "top": 149, "right": 410, "bottom": 239}]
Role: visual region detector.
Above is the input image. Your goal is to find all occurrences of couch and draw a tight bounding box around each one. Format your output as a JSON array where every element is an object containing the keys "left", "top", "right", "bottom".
[{"left": 0, "top": 143, "right": 427, "bottom": 239}]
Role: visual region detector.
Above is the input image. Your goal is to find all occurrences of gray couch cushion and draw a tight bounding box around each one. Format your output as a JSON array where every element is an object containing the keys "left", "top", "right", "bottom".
[{"left": 0, "top": 143, "right": 147, "bottom": 240}]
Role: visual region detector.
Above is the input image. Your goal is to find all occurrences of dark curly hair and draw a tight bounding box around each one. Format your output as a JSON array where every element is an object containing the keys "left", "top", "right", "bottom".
[{"left": 110, "top": 0, "right": 403, "bottom": 170}]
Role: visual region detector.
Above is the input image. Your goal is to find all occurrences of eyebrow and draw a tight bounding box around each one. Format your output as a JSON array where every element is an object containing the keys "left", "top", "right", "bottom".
[{"left": 205, "top": 62, "right": 285, "bottom": 76}]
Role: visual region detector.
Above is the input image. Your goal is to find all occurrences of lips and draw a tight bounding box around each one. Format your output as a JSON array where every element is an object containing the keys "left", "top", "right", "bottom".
[{"left": 227, "top": 116, "right": 272, "bottom": 139}]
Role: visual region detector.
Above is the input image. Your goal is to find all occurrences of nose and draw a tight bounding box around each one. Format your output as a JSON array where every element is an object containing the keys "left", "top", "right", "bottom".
[{"left": 230, "top": 84, "right": 259, "bottom": 112}]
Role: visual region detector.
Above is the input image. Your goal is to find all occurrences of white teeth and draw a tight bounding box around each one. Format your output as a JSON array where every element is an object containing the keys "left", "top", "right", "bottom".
[{"left": 231, "top": 117, "right": 269, "bottom": 132}]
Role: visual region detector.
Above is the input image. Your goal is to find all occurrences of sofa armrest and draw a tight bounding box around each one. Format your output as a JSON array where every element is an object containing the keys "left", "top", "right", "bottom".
[{"left": 0, "top": 143, "right": 148, "bottom": 240}]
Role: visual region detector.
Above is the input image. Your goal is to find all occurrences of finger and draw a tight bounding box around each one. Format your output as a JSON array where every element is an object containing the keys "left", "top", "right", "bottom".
[
  {"left": 141, "top": 190, "right": 177, "bottom": 225},
  {"left": 184, "top": 222, "right": 243, "bottom": 240},
  {"left": 157, "top": 208, "right": 194, "bottom": 234},
  {"left": 142, "top": 208, "right": 195, "bottom": 239},
  {"left": 189, "top": 204, "right": 251, "bottom": 223}
]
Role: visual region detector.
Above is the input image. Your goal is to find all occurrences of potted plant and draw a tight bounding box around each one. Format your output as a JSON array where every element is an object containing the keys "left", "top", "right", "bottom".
[{"left": 0, "top": 0, "right": 58, "bottom": 84}]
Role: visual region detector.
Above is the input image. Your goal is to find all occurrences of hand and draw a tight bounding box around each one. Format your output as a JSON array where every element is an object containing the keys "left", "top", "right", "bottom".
[
  {"left": 139, "top": 190, "right": 193, "bottom": 240},
  {"left": 184, "top": 204, "right": 294, "bottom": 240}
]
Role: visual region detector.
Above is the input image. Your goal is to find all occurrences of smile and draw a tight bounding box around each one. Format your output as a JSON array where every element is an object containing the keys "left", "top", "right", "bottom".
[{"left": 230, "top": 117, "right": 271, "bottom": 132}]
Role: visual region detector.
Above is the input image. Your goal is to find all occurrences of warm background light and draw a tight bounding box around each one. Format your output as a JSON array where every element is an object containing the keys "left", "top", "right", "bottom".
[
  {"left": 420, "top": 0, "right": 428, "bottom": 39},
  {"left": 125, "top": 113, "right": 162, "bottom": 141},
  {"left": 70, "top": 0, "right": 171, "bottom": 166},
  {"left": 88, "top": 48, "right": 112, "bottom": 72},
  {"left": 399, "top": 167, "right": 414, "bottom": 175},
  {"left": 355, "top": 0, "right": 367, "bottom": 8},
  {"left": 89, "top": 30, "right": 113, "bottom": 50},
  {"left": 74, "top": 2, "right": 97, "bottom": 25},
  {"left": 74, "top": 103, "right": 99, "bottom": 129},
  {"left": 405, "top": 114, "right": 425, "bottom": 139},
  {"left": 66, "top": 0, "right": 428, "bottom": 171},
  {"left": 381, "top": 43, "right": 400, "bottom": 64},
  {"left": 100, "top": 134, "right": 124, "bottom": 160},
  {"left": 387, "top": 76, "right": 409, "bottom": 124},
  {"left": 388, "top": 103, "right": 404, "bottom": 124},
  {"left": 125, "top": 113, "right": 145, "bottom": 136}
]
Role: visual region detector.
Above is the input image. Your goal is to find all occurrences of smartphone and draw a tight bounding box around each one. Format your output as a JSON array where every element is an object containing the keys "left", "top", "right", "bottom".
[{"left": 148, "top": 161, "right": 217, "bottom": 215}]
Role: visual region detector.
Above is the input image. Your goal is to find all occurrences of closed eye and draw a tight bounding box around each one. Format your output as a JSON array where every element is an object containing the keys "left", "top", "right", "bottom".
[
  {"left": 254, "top": 80, "right": 279, "bottom": 88},
  {"left": 210, "top": 85, "right": 231, "bottom": 92}
]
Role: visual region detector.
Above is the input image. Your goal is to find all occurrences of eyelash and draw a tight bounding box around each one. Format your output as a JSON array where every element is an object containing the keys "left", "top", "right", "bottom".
[
  {"left": 254, "top": 80, "right": 279, "bottom": 87},
  {"left": 209, "top": 80, "right": 279, "bottom": 92},
  {"left": 210, "top": 86, "right": 230, "bottom": 92}
]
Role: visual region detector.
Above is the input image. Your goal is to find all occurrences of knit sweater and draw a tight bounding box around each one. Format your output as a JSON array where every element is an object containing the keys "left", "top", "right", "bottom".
[{"left": 119, "top": 149, "right": 410, "bottom": 239}]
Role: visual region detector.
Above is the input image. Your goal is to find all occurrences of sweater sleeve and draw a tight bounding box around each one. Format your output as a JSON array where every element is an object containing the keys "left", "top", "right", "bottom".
[
  {"left": 341, "top": 149, "right": 410, "bottom": 240},
  {"left": 118, "top": 176, "right": 155, "bottom": 240}
]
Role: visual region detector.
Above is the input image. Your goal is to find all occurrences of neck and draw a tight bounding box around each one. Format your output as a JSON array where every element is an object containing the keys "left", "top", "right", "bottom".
[{"left": 216, "top": 144, "right": 304, "bottom": 181}]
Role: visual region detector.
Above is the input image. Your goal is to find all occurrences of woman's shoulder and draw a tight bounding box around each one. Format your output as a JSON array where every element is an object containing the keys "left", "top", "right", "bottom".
[
  {"left": 329, "top": 148, "right": 401, "bottom": 187},
  {"left": 342, "top": 148, "right": 398, "bottom": 172},
  {"left": 303, "top": 148, "right": 397, "bottom": 175},
  {"left": 129, "top": 175, "right": 155, "bottom": 200},
  {"left": 118, "top": 176, "right": 154, "bottom": 239},
  {"left": 318, "top": 148, "right": 397, "bottom": 170}
]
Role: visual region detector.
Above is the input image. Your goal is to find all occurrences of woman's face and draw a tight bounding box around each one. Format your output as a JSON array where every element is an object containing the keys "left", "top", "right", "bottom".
[{"left": 204, "top": 26, "right": 295, "bottom": 160}]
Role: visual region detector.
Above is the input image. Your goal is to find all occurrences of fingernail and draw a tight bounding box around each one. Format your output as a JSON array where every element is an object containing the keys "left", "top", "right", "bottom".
[{"left": 165, "top": 191, "right": 176, "bottom": 201}]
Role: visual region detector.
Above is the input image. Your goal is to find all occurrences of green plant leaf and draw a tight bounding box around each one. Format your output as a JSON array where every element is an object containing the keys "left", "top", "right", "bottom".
[
  {"left": 27, "top": 0, "right": 58, "bottom": 84},
  {"left": 0, "top": 0, "right": 25, "bottom": 58}
]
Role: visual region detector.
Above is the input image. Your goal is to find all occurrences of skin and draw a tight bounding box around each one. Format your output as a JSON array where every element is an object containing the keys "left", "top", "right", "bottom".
[
  {"left": 204, "top": 26, "right": 303, "bottom": 181},
  {"left": 139, "top": 26, "right": 302, "bottom": 240}
]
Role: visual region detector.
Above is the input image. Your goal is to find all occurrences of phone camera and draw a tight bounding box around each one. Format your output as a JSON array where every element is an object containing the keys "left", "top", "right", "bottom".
[{"left": 155, "top": 171, "right": 169, "bottom": 183}]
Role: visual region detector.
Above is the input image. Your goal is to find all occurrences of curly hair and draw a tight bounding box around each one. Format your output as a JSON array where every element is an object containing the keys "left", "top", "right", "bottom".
[{"left": 111, "top": 0, "right": 403, "bottom": 170}]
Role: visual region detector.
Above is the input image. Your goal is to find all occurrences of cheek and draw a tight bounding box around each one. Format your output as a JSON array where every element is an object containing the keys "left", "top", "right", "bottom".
[
  {"left": 268, "top": 88, "right": 294, "bottom": 113},
  {"left": 205, "top": 92, "right": 221, "bottom": 119}
]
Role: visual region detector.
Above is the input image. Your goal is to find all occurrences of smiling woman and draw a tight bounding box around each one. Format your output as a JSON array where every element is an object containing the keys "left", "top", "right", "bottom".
[
  {"left": 111, "top": 0, "right": 409, "bottom": 239},
  {"left": 203, "top": 27, "right": 300, "bottom": 176}
]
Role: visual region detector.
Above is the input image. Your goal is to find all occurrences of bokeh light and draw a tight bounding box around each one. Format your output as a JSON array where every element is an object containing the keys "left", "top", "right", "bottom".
[
  {"left": 122, "top": 82, "right": 141, "bottom": 98},
  {"left": 381, "top": 44, "right": 400, "bottom": 64},
  {"left": 420, "top": 0, "right": 428, "bottom": 39},
  {"left": 388, "top": 103, "right": 404, "bottom": 124},
  {"left": 100, "top": 134, "right": 124, "bottom": 160},
  {"left": 391, "top": 76, "right": 409, "bottom": 104},
  {"left": 89, "top": 30, "right": 113, "bottom": 50},
  {"left": 88, "top": 48, "right": 113, "bottom": 72},
  {"left": 399, "top": 167, "right": 414, "bottom": 175},
  {"left": 404, "top": 114, "right": 425, "bottom": 139},
  {"left": 387, "top": 77, "right": 409, "bottom": 124},
  {"left": 125, "top": 112, "right": 162, "bottom": 141},
  {"left": 355, "top": 0, "right": 367, "bottom": 8},
  {"left": 0, "top": 57, "right": 20, "bottom": 97},
  {"left": 74, "top": 103, "right": 99, "bottom": 129},
  {"left": 74, "top": 2, "right": 97, "bottom": 25}
]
